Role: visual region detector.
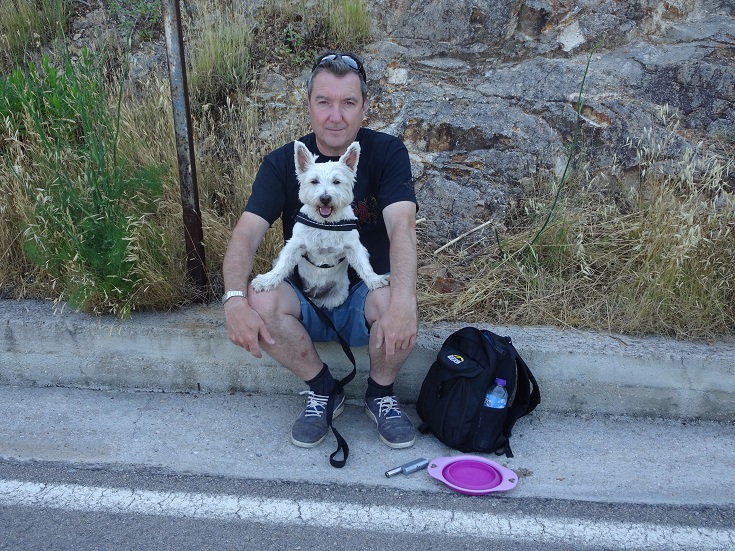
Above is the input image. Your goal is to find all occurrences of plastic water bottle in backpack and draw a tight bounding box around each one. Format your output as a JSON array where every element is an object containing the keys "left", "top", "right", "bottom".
[
  {"left": 484, "top": 378, "right": 508, "bottom": 409},
  {"left": 472, "top": 378, "right": 509, "bottom": 452}
]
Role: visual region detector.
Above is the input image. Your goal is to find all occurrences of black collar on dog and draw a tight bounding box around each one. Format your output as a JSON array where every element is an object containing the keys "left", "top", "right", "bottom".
[
  {"left": 295, "top": 212, "right": 358, "bottom": 232},
  {"left": 302, "top": 253, "right": 346, "bottom": 269}
]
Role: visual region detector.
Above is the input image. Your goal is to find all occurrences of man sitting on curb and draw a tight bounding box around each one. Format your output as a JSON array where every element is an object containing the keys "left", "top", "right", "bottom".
[{"left": 222, "top": 51, "right": 418, "bottom": 449}]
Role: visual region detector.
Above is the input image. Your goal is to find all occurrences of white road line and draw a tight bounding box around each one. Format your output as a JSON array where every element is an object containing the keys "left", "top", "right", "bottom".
[{"left": 1, "top": 479, "right": 733, "bottom": 550}]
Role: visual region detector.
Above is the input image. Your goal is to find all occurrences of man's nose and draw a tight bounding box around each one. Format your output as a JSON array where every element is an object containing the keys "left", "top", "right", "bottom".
[{"left": 326, "top": 105, "right": 342, "bottom": 121}]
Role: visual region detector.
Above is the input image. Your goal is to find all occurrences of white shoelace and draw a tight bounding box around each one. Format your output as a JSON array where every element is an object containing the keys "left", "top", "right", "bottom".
[
  {"left": 375, "top": 396, "right": 402, "bottom": 418},
  {"left": 299, "top": 390, "right": 328, "bottom": 418}
]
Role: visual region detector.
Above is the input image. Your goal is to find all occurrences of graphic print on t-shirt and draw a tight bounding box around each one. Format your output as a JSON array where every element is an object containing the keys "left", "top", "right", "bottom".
[{"left": 352, "top": 195, "right": 378, "bottom": 225}]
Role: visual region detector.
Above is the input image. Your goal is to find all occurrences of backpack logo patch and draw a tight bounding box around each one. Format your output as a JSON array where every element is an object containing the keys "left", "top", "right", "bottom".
[{"left": 447, "top": 354, "right": 464, "bottom": 364}]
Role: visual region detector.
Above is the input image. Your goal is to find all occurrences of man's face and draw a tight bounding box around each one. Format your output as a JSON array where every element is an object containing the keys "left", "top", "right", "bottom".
[{"left": 308, "top": 71, "right": 367, "bottom": 157}]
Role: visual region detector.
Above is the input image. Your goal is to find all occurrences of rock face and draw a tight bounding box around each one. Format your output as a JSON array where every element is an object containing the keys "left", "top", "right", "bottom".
[
  {"left": 71, "top": 0, "right": 735, "bottom": 246},
  {"left": 362, "top": 0, "right": 734, "bottom": 244}
]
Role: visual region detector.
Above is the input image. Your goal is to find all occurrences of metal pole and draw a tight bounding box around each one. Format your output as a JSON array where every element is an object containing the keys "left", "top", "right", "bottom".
[{"left": 161, "top": 0, "right": 209, "bottom": 300}]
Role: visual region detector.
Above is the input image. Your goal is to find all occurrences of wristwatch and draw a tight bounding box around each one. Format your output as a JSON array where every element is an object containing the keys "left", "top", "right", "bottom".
[{"left": 222, "top": 290, "right": 247, "bottom": 304}]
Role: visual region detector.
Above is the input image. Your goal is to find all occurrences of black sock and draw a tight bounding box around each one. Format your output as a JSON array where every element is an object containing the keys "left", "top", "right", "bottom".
[
  {"left": 365, "top": 376, "right": 394, "bottom": 400},
  {"left": 305, "top": 363, "right": 335, "bottom": 396}
]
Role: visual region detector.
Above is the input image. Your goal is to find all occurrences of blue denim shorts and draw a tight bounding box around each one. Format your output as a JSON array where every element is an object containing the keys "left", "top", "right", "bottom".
[{"left": 286, "top": 278, "right": 370, "bottom": 347}]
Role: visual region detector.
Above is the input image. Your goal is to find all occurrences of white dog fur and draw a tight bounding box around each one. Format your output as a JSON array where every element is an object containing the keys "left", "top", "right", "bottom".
[{"left": 250, "top": 140, "right": 389, "bottom": 309}]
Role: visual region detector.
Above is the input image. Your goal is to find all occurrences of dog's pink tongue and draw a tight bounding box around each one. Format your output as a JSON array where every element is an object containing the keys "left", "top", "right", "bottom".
[{"left": 319, "top": 206, "right": 332, "bottom": 218}]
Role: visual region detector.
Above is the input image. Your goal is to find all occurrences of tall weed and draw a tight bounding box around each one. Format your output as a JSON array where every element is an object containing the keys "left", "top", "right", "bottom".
[
  {"left": 0, "top": 0, "right": 69, "bottom": 72},
  {"left": 188, "top": 1, "right": 253, "bottom": 105},
  {"left": 2, "top": 47, "right": 169, "bottom": 317},
  {"left": 326, "top": 0, "right": 371, "bottom": 49}
]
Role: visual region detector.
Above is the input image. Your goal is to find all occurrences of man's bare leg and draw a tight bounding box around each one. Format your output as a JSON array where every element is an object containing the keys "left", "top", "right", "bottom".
[
  {"left": 247, "top": 282, "right": 323, "bottom": 382},
  {"left": 363, "top": 286, "right": 416, "bottom": 448},
  {"left": 248, "top": 282, "right": 343, "bottom": 448}
]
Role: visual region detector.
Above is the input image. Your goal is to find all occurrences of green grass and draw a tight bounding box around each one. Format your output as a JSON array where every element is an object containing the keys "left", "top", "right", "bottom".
[
  {"left": 251, "top": 0, "right": 372, "bottom": 69},
  {"left": 327, "top": 0, "right": 371, "bottom": 49},
  {"left": 188, "top": 9, "right": 253, "bottom": 105},
  {"left": 2, "top": 47, "right": 168, "bottom": 317}
]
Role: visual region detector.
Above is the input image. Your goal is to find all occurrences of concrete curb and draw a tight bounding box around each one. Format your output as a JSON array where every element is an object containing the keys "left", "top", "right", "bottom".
[{"left": 2, "top": 299, "right": 734, "bottom": 421}]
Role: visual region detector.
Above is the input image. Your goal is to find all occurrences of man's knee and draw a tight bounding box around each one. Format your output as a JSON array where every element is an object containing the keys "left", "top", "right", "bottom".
[
  {"left": 364, "top": 285, "right": 390, "bottom": 326},
  {"left": 247, "top": 283, "right": 301, "bottom": 323}
]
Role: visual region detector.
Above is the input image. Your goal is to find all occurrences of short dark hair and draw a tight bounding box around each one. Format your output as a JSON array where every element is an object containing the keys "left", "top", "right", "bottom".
[{"left": 307, "top": 51, "right": 368, "bottom": 101}]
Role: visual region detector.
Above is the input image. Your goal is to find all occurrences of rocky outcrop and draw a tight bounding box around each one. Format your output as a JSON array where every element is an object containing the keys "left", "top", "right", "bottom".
[{"left": 364, "top": 0, "right": 734, "bottom": 244}]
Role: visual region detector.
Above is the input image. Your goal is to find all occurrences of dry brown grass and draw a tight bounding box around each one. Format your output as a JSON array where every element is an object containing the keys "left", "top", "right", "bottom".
[
  {"left": 418, "top": 107, "right": 734, "bottom": 338},
  {"left": 112, "top": 73, "right": 303, "bottom": 307}
]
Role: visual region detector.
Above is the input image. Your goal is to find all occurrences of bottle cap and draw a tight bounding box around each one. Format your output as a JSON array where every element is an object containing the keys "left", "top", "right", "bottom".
[{"left": 495, "top": 378, "right": 507, "bottom": 386}]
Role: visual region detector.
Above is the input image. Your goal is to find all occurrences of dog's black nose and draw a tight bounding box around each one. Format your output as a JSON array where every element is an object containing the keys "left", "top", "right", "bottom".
[{"left": 320, "top": 195, "right": 331, "bottom": 206}]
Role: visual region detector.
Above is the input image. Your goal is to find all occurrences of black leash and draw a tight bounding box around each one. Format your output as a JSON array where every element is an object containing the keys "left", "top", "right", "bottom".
[
  {"left": 291, "top": 211, "right": 359, "bottom": 467},
  {"left": 301, "top": 293, "right": 357, "bottom": 468}
]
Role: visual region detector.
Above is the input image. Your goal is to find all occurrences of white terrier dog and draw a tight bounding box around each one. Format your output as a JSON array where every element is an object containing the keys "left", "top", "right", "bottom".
[{"left": 251, "top": 140, "right": 389, "bottom": 309}]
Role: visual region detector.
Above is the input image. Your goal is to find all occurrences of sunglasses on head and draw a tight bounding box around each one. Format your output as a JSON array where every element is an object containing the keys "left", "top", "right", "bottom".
[{"left": 312, "top": 53, "right": 367, "bottom": 84}]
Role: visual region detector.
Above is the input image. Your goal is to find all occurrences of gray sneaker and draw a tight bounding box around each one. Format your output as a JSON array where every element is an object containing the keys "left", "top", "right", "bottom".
[
  {"left": 364, "top": 395, "right": 416, "bottom": 449},
  {"left": 291, "top": 389, "right": 345, "bottom": 448}
]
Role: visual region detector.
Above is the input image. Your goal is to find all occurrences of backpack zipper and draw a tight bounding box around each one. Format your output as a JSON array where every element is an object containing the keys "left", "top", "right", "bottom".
[{"left": 482, "top": 330, "right": 506, "bottom": 355}]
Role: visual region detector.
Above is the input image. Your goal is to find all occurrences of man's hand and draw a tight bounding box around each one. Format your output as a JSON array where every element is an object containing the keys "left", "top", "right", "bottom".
[
  {"left": 373, "top": 294, "right": 418, "bottom": 356},
  {"left": 224, "top": 298, "right": 275, "bottom": 358},
  {"left": 222, "top": 212, "right": 274, "bottom": 357}
]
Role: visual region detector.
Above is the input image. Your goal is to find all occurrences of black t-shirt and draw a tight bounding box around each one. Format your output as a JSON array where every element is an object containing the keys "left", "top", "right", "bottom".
[{"left": 245, "top": 128, "right": 416, "bottom": 278}]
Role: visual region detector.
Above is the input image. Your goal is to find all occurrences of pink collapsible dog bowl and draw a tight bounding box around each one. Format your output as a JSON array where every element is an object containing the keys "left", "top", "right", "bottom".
[{"left": 427, "top": 455, "right": 518, "bottom": 495}]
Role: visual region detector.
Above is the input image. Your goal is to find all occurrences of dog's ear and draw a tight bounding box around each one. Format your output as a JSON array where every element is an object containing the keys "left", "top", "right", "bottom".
[
  {"left": 339, "top": 142, "right": 361, "bottom": 175},
  {"left": 294, "top": 140, "right": 314, "bottom": 176}
]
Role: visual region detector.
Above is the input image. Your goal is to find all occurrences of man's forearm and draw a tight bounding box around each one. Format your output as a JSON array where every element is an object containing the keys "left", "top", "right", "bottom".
[
  {"left": 223, "top": 212, "right": 269, "bottom": 292},
  {"left": 223, "top": 239, "right": 254, "bottom": 292},
  {"left": 386, "top": 208, "right": 418, "bottom": 306}
]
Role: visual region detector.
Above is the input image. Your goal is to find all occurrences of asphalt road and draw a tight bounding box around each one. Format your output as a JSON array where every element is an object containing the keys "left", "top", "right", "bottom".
[
  {"left": 2, "top": 457, "right": 733, "bottom": 551},
  {"left": 1, "top": 385, "right": 734, "bottom": 550}
]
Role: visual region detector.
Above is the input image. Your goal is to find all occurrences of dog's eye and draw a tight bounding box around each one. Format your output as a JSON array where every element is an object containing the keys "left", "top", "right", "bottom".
[
  {"left": 310, "top": 179, "right": 319, "bottom": 185},
  {"left": 332, "top": 179, "right": 340, "bottom": 186}
]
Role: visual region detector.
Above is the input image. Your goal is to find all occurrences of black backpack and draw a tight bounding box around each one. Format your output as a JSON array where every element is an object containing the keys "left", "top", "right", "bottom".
[{"left": 416, "top": 326, "right": 540, "bottom": 457}]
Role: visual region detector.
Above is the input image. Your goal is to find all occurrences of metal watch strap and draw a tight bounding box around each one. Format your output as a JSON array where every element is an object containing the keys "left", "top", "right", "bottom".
[{"left": 222, "top": 290, "right": 247, "bottom": 304}]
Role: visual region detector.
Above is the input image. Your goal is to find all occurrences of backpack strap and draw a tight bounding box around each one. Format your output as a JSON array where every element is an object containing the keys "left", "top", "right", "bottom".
[
  {"left": 493, "top": 434, "right": 513, "bottom": 458},
  {"left": 302, "top": 293, "right": 356, "bottom": 469},
  {"left": 494, "top": 347, "right": 540, "bottom": 458},
  {"left": 518, "top": 354, "right": 541, "bottom": 413}
]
